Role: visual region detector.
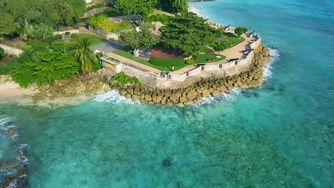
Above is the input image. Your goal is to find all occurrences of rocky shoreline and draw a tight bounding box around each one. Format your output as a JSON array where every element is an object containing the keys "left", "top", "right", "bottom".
[
  {"left": 110, "top": 45, "right": 271, "bottom": 107},
  {"left": 0, "top": 120, "right": 28, "bottom": 188},
  {"left": 0, "top": 45, "right": 270, "bottom": 107}
]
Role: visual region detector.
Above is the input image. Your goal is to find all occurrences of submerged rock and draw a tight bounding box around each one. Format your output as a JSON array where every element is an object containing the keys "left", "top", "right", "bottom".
[{"left": 162, "top": 159, "right": 173, "bottom": 168}]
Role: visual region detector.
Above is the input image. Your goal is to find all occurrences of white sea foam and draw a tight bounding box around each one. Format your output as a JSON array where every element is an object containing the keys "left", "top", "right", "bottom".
[
  {"left": 195, "top": 88, "right": 242, "bottom": 106},
  {"left": 94, "top": 91, "right": 137, "bottom": 104},
  {"left": 263, "top": 48, "right": 280, "bottom": 80},
  {"left": 188, "top": 3, "right": 209, "bottom": 20}
]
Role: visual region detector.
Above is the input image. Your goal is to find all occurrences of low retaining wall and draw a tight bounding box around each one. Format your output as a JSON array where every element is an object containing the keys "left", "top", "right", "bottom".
[
  {"left": 53, "top": 29, "right": 79, "bottom": 36},
  {"left": 89, "top": 27, "right": 119, "bottom": 40},
  {"left": 0, "top": 44, "right": 23, "bottom": 57}
]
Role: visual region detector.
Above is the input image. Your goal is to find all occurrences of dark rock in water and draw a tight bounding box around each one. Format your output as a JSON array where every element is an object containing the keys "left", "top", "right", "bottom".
[
  {"left": 242, "top": 91, "right": 252, "bottom": 98},
  {"left": 162, "top": 159, "right": 173, "bottom": 168},
  {"left": 253, "top": 92, "right": 260, "bottom": 97},
  {"left": 7, "top": 127, "right": 15, "bottom": 138}
]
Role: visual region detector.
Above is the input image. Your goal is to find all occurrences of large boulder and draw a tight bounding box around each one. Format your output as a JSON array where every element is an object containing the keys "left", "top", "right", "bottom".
[
  {"left": 186, "top": 90, "right": 197, "bottom": 100},
  {"left": 202, "top": 89, "right": 211, "bottom": 98}
]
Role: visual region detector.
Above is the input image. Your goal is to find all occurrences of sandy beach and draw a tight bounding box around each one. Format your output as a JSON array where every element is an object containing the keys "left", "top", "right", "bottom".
[{"left": 0, "top": 82, "right": 36, "bottom": 100}]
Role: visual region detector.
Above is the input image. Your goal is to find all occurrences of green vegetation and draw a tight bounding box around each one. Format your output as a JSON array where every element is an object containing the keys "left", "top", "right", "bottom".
[
  {"left": 110, "top": 72, "right": 141, "bottom": 86},
  {"left": 10, "top": 42, "right": 80, "bottom": 87},
  {"left": 0, "top": 34, "right": 102, "bottom": 87},
  {"left": 86, "top": 3, "right": 105, "bottom": 11},
  {"left": 157, "top": 0, "right": 188, "bottom": 13},
  {"left": 161, "top": 12, "right": 215, "bottom": 57},
  {"left": 69, "top": 34, "right": 104, "bottom": 46},
  {"left": 89, "top": 15, "right": 133, "bottom": 33},
  {"left": 150, "top": 57, "right": 186, "bottom": 70},
  {"left": 112, "top": 0, "right": 157, "bottom": 17},
  {"left": 235, "top": 27, "right": 248, "bottom": 36},
  {"left": 98, "top": 7, "right": 126, "bottom": 17},
  {"left": 114, "top": 49, "right": 170, "bottom": 71},
  {"left": 0, "top": 47, "right": 4, "bottom": 60},
  {"left": 213, "top": 34, "right": 245, "bottom": 51},
  {"left": 0, "top": 0, "right": 85, "bottom": 38},
  {"left": 72, "top": 38, "right": 99, "bottom": 74},
  {"left": 120, "top": 23, "right": 159, "bottom": 51},
  {"left": 144, "top": 14, "right": 172, "bottom": 24},
  {"left": 194, "top": 54, "right": 225, "bottom": 64}
]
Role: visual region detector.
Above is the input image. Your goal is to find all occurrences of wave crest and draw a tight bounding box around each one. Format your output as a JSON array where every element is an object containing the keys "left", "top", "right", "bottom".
[
  {"left": 263, "top": 48, "right": 280, "bottom": 80},
  {"left": 93, "top": 91, "right": 137, "bottom": 104}
]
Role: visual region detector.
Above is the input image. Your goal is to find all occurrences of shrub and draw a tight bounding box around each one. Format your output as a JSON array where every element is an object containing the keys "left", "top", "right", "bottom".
[
  {"left": 109, "top": 72, "right": 141, "bottom": 86},
  {"left": 144, "top": 14, "right": 171, "bottom": 24},
  {"left": 0, "top": 47, "right": 5, "bottom": 59},
  {"left": 185, "top": 59, "right": 195, "bottom": 65},
  {"left": 10, "top": 42, "right": 80, "bottom": 87},
  {"left": 212, "top": 35, "right": 245, "bottom": 51},
  {"left": 89, "top": 15, "right": 133, "bottom": 33},
  {"left": 235, "top": 27, "right": 248, "bottom": 36}
]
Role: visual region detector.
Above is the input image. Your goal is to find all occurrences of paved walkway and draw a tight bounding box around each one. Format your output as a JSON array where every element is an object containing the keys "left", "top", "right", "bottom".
[{"left": 219, "top": 34, "right": 251, "bottom": 60}]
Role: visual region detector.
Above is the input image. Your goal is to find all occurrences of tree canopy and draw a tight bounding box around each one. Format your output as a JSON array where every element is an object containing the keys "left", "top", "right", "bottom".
[
  {"left": 157, "top": 0, "right": 188, "bottom": 13},
  {"left": 120, "top": 23, "right": 159, "bottom": 50},
  {"left": 113, "top": 0, "right": 157, "bottom": 17},
  {"left": 0, "top": 0, "right": 85, "bottom": 36},
  {"left": 161, "top": 12, "right": 215, "bottom": 57},
  {"left": 235, "top": 27, "right": 248, "bottom": 36}
]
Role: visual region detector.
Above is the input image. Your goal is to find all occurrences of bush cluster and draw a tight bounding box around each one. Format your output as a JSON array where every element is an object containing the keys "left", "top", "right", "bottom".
[
  {"left": 0, "top": 47, "right": 5, "bottom": 60},
  {"left": 109, "top": 72, "right": 141, "bottom": 86},
  {"left": 89, "top": 15, "right": 133, "bottom": 33}
]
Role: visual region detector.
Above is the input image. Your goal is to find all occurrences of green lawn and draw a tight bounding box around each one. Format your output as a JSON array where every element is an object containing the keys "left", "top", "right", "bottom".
[
  {"left": 150, "top": 57, "right": 186, "bottom": 71},
  {"left": 213, "top": 33, "right": 245, "bottom": 51},
  {"left": 194, "top": 53, "right": 225, "bottom": 64},
  {"left": 113, "top": 49, "right": 226, "bottom": 72},
  {"left": 69, "top": 34, "right": 104, "bottom": 45},
  {"left": 114, "top": 50, "right": 175, "bottom": 71}
]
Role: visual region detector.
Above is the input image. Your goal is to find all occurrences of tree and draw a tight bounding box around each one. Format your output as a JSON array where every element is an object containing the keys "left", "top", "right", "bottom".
[
  {"left": 72, "top": 38, "right": 98, "bottom": 74},
  {"left": 113, "top": 0, "right": 157, "bottom": 17},
  {"left": 120, "top": 23, "right": 159, "bottom": 55},
  {"left": 0, "top": 47, "right": 5, "bottom": 60},
  {"left": 10, "top": 42, "right": 80, "bottom": 87},
  {"left": 235, "top": 27, "right": 248, "bottom": 36},
  {"left": 161, "top": 12, "right": 215, "bottom": 57},
  {"left": 0, "top": 0, "right": 85, "bottom": 37},
  {"left": 157, "top": 0, "right": 188, "bottom": 13}
]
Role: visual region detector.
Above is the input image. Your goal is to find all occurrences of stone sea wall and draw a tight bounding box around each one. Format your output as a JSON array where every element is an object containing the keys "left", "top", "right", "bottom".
[{"left": 109, "top": 45, "right": 270, "bottom": 107}]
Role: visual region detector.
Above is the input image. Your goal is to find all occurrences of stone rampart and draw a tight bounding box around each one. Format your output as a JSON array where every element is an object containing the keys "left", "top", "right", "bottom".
[{"left": 102, "top": 36, "right": 263, "bottom": 90}]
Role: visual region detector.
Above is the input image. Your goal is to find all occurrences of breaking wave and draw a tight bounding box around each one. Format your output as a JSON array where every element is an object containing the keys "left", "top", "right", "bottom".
[
  {"left": 93, "top": 91, "right": 138, "bottom": 104},
  {"left": 195, "top": 88, "right": 242, "bottom": 106},
  {"left": 263, "top": 48, "right": 280, "bottom": 80}
]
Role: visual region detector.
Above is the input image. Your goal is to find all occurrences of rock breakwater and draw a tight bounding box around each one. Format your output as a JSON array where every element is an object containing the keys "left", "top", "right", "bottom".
[{"left": 110, "top": 45, "right": 271, "bottom": 107}]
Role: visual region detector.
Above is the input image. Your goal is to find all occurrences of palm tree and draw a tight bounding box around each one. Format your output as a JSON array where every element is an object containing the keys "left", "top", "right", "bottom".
[{"left": 73, "top": 38, "right": 97, "bottom": 74}]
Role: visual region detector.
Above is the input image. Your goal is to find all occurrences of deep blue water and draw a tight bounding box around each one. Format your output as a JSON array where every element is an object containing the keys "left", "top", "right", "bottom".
[{"left": 1, "top": 0, "right": 334, "bottom": 187}]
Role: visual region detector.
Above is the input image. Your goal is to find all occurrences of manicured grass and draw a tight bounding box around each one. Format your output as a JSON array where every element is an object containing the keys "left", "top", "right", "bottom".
[
  {"left": 69, "top": 34, "right": 104, "bottom": 45},
  {"left": 150, "top": 57, "right": 186, "bottom": 71},
  {"left": 113, "top": 50, "right": 172, "bottom": 71},
  {"left": 213, "top": 33, "right": 245, "bottom": 51},
  {"left": 113, "top": 49, "right": 226, "bottom": 72},
  {"left": 194, "top": 53, "right": 225, "bottom": 64}
]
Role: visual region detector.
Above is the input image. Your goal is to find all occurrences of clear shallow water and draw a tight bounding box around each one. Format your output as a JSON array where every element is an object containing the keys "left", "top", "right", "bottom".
[{"left": 1, "top": 0, "right": 334, "bottom": 187}]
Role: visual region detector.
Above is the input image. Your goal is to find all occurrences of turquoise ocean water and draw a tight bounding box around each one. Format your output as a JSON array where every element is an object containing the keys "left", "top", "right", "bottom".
[{"left": 1, "top": 0, "right": 334, "bottom": 187}]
